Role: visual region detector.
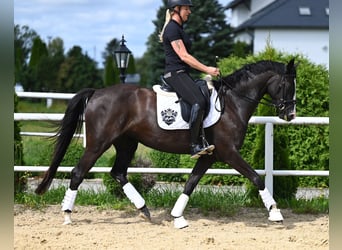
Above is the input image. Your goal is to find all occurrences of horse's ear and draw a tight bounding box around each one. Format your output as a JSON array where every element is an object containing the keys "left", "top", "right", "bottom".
[{"left": 286, "top": 58, "right": 296, "bottom": 73}]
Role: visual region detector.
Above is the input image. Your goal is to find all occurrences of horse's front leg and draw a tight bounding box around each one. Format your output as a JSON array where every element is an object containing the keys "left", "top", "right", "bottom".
[
  {"left": 224, "top": 150, "right": 283, "bottom": 222},
  {"left": 171, "top": 156, "right": 214, "bottom": 229}
]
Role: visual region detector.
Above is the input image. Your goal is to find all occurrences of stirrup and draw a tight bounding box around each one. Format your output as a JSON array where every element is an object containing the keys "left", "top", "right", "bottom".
[
  {"left": 190, "top": 144, "right": 215, "bottom": 159},
  {"left": 190, "top": 149, "right": 208, "bottom": 159},
  {"left": 205, "top": 144, "right": 215, "bottom": 155},
  {"left": 201, "top": 136, "right": 215, "bottom": 155}
]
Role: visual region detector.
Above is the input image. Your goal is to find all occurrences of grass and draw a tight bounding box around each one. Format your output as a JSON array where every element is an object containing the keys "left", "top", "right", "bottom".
[{"left": 15, "top": 185, "right": 329, "bottom": 216}]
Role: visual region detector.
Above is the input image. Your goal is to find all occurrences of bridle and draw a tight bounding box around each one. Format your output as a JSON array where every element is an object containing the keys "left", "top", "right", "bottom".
[
  {"left": 271, "top": 74, "right": 297, "bottom": 112},
  {"left": 215, "top": 70, "right": 296, "bottom": 113}
]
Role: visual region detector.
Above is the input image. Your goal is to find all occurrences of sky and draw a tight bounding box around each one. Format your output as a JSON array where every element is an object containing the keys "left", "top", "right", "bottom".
[{"left": 14, "top": 0, "right": 231, "bottom": 67}]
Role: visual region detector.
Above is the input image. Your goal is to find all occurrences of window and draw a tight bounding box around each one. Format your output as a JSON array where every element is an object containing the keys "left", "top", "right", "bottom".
[{"left": 299, "top": 7, "right": 311, "bottom": 16}]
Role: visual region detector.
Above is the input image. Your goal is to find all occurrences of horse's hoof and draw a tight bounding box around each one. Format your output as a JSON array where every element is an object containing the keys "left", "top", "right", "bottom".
[
  {"left": 268, "top": 208, "right": 284, "bottom": 222},
  {"left": 63, "top": 212, "right": 72, "bottom": 225},
  {"left": 173, "top": 216, "right": 189, "bottom": 229},
  {"left": 139, "top": 205, "right": 151, "bottom": 221}
]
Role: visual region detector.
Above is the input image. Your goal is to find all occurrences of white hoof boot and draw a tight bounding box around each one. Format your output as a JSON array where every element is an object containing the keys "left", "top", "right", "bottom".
[
  {"left": 63, "top": 212, "right": 72, "bottom": 225},
  {"left": 173, "top": 216, "right": 189, "bottom": 229},
  {"left": 268, "top": 208, "right": 284, "bottom": 222}
]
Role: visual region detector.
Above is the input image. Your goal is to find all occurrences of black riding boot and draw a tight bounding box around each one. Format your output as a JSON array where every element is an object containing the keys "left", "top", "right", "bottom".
[{"left": 189, "top": 104, "right": 215, "bottom": 159}]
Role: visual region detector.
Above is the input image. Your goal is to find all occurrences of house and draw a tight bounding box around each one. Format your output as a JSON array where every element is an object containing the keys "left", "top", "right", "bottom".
[{"left": 226, "top": 0, "right": 329, "bottom": 68}]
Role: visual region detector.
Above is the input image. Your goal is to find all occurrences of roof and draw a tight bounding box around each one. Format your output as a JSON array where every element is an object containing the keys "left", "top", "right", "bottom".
[
  {"left": 233, "top": 0, "right": 329, "bottom": 31},
  {"left": 226, "top": 0, "right": 250, "bottom": 9}
]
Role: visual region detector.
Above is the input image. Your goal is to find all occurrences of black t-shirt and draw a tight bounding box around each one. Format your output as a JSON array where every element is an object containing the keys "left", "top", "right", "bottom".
[{"left": 163, "top": 20, "right": 192, "bottom": 73}]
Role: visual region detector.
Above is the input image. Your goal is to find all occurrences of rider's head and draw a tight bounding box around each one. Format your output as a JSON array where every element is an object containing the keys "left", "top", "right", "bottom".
[
  {"left": 167, "top": 0, "right": 193, "bottom": 24},
  {"left": 159, "top": 0, "right": 193, "bottom": 42}
]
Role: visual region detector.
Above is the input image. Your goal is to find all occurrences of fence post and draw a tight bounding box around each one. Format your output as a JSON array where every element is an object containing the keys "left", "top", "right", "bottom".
[{"left": 265, "top": 122, "right": 274, "bottom": 195}]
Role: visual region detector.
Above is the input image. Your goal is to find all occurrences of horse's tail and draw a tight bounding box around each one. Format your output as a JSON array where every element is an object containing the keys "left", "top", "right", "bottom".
[{"left": 35, "top": 88, "right": 96, "bottom": 195}]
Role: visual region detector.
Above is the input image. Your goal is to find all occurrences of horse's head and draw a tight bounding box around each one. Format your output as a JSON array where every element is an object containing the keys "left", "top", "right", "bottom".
[{"left": 267, "top": 59, "right": 297, "bottom": 121}]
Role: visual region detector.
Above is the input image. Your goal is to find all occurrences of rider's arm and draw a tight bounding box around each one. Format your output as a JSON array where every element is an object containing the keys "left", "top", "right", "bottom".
[{"left": 170, "top": 39, "right": 219, "bottom": 77}]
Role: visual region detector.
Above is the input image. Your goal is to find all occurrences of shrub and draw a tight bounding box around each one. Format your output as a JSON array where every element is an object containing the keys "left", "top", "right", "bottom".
[
  {"left": 149, "top": 150, "right": 186, "bottom": 182},
  {"left": 58, "top": 141, "right": 95, "bottom": 179},
  {"left": 14, "top": 93, "right": 27, "bottom": 194}
]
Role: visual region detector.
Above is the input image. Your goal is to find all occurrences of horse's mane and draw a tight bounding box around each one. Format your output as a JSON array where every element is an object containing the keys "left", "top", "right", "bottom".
[{"left": 213, "top": 60, "right": 285, "bottom": 90}]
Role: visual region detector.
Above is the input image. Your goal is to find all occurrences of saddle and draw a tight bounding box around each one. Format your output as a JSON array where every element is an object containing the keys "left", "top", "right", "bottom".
[{"left": 159, "top": 76, "right": 211, "bottom": 122}]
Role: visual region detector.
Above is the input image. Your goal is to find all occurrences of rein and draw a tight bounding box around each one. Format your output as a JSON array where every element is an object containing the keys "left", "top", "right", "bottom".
[{"left": 215, "top": 70, "right": 295, "bottom": 113}]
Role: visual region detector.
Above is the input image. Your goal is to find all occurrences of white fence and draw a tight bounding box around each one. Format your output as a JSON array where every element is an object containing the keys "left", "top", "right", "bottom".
[{"left": 15, "top": 91, "right": 329, "bottom": 195}]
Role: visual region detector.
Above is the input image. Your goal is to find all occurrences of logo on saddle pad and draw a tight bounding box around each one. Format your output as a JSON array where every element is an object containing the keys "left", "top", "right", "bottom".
[{"left": 161, "top": 108, "right": 178, "bottom": 125}]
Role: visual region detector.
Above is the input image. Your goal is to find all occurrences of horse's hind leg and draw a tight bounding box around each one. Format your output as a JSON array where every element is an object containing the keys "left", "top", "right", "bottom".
[
  {"left": 61, "top": 147, "right": 106, "bottom": 225},
  {"left": 110, "top": 138, "right": 151, "bottom": 221}
]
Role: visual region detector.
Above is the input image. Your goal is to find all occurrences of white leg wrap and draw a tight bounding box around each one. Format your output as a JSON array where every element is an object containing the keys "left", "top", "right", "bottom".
[
  {"left": 259, "top": 188, "right": 283, "bottom": 222},
  {"left": 259, "top": 188, "right": 276, "bottom": 211},
  {"left": 268, "top": 207, "right": 284, "bottom": 222},
  {"left": 173, "top": 216, "right": 189, "bottom": 229},
  {"left": 63, "top": 212, "right": 72, "bottom": 225},
  {"left": 171, "top": 193, "right": 189, "bottom": 218},
  {"left": 123, "top": 183, "right": 145, "bottom": 209},
  {"left": 61, "top": 188, "right": 78, "bottom": 212}
]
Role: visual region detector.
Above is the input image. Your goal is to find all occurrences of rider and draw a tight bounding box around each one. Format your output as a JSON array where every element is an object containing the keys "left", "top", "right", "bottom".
[{"left": 160, "top": 0, "right": 220, "bottom": 159}]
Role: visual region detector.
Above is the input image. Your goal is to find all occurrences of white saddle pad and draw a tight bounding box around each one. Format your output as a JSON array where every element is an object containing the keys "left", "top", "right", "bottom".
[{"left": 152, "top": 85, "right": 221, "bottom": 130}]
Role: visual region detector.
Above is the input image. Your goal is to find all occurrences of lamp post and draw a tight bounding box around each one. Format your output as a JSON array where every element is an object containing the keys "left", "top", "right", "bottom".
[{"left": 114, "top": 35, "right": 131, "bottom": 83}]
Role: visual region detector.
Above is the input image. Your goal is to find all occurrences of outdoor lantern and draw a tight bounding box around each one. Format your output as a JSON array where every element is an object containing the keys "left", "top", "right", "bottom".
[{"left": 114, "top": 35, "right": 131, "bottom": 83}]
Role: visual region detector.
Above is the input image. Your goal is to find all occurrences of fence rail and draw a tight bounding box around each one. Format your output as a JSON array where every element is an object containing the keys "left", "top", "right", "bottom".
[
  {"left": 15, "top": 91, "right": 329, "bottom": 195},
  {"left": 14, "top": 166, "right": 328, "bottom": 177}
]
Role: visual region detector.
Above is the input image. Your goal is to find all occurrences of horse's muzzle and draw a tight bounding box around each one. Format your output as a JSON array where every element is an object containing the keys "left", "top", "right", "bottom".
[{"left": 279, "top": 111, "right": 296, "bottom": 121}]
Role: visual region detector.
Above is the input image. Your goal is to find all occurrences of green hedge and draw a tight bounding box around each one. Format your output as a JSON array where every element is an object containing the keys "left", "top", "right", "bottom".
[{"left": 14, "top": 93, "right": 26, "bottom": 194}]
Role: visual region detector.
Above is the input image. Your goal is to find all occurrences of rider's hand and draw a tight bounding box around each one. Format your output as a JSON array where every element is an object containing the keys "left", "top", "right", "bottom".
[{"left": 206, "top": 66, "right": 220, "bottom": 77}]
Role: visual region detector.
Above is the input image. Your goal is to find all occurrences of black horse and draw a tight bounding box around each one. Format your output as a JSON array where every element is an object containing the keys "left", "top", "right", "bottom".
[{"left": 35, "top": 59, "right": 297, "bottom": 228}]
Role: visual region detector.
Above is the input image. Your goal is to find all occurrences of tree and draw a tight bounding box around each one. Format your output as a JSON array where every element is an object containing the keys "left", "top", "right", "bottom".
[
  {"left": 47, "top": 37, "right": 64, "bottom": 57},
  {"left": 56, "top": 46, "right": 103, "bottom": 92},
  {"left": 101, "top": 38, "right": 120, "bottom": 66},
  {"left": 29, "top": 37, "right": 48, "bottom": 68},
  {"left": 45, "top": 37, "right": 65, "bottom": 91},
  {"left": 127, "top": 55, "right": 136, "bottom": 75},
  {"left": 14, "top": 25, "right": 38, "bottom": 87},
  {"left": 103, "top": 56, "right": 118, "bottom": 86},
  {"left": 25, "top": 36, "right": 65, "bottom": 92},
  {"left": 27, "top": 37, "right": 49, "bottom": 91},
  {"left": 185, "top": 0, "right": 233, "bottom": 67},
  {"left": 140, "top": 0, "right": 233, "bottom": 87}
]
